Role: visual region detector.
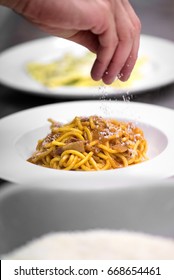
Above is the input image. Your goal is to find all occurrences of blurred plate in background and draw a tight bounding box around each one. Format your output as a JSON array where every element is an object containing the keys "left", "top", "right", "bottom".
[{"left": 0, "top": 35, "right": 174, "bottom": 98}]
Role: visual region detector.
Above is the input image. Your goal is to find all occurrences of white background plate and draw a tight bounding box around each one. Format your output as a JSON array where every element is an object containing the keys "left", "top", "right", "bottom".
[
  {"left": 0, "top": 100, "right": 173, "bottom": 190},
  {"left": 0, "top": 35, "right": 174, "bottom": 98}
]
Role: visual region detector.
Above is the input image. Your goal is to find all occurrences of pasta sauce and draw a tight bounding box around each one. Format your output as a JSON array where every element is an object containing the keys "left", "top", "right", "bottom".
[{"left": 28, "top": 116, "right": 148, "bottom": 171}]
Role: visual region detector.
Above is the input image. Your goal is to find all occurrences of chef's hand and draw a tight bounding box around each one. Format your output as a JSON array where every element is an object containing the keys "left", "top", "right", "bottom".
[{"left": 0, "top": 0, "right": 141, "bottom": 84}]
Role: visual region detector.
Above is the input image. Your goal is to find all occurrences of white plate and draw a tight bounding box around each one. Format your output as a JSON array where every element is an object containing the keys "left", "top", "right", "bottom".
[
  {"left": 0, "top": 35, "right": 174, "bottom": 98},
  {"left": 0, "top": 100, "right": 173, "bottom": 190}
]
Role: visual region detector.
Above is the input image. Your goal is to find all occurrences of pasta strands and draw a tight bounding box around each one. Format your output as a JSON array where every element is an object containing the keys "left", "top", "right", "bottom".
[{"left": 28, "top": 116, "right": 148, "bottom": 171}]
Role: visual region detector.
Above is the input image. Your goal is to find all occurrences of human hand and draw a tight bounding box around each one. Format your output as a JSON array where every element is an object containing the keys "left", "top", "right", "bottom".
[{"left": 1, "top": 0, "right": 141, "bottom": 85}]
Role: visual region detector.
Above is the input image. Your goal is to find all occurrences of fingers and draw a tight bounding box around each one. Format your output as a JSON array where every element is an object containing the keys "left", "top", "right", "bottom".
[
  {"left": 103, "top": 24, "right": 140, "bottom": 84},
  {"left": 102, "top": 23, "right": 133, "bottom": 84},
  {"left": 119, "top": 32, "right": 140, "bottom": 82},
  {"left": 119, "top": 0, "right": 141, "bottom": 81},
  {"left": 99, "top": 0, "right": 141, "bottom": 85},
  {"left": 90, "top": 30, "right": 118, "bottom": 81},
  {"left": 90, "top": 11, "right": 118, "bottom": 81}
]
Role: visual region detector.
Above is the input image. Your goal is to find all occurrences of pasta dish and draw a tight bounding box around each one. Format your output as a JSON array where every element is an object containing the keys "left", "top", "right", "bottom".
[
  {"left": 26, "top": 52, "right": 148, "bottom": 89},
  {"left": 28, "top": 116, "right": 148, "bottom": 171}
]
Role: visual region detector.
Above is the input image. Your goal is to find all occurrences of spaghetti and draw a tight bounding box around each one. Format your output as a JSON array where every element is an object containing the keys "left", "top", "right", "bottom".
[{"left": 27, "top": 116, "right": 148, "bottom": 171}]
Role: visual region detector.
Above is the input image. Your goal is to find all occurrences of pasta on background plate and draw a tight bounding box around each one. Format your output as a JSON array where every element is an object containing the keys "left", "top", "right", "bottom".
[
  {"left": 26, "top": 52, "right": 148, "bottom": 89},
  {"left": 28, "top": 116, "right": 148, "bottom": 171}
]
